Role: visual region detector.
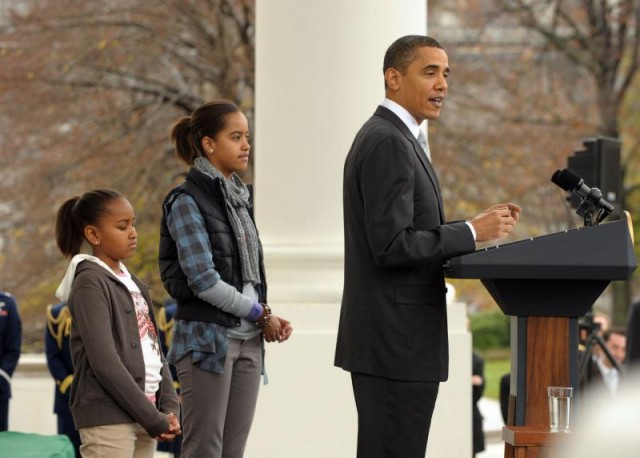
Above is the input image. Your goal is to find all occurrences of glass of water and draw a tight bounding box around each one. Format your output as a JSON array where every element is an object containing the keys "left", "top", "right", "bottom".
[{"left": 547, "top": 386, "right": 573, "bottom": 433}]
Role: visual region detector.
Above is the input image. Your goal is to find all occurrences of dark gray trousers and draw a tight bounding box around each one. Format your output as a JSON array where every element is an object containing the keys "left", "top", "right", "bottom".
[{"left": 176, "top": 335, "right": 262, "bottom": 458}]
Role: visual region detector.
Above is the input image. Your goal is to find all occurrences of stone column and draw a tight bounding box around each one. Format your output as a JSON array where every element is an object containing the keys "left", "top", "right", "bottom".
[{"left": 251, "top": 1, "right": 472, "bottom": 456}]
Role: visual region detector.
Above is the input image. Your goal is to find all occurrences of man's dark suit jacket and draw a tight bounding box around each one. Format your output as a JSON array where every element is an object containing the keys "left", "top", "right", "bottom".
[{"left": 335, "top": 105, "right": 475, "bottom": 382}]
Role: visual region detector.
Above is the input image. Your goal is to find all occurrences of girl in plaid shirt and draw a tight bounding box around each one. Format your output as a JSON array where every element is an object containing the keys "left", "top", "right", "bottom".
[{"left": 159, "top": 100, "right": 292, "bottom": 457}]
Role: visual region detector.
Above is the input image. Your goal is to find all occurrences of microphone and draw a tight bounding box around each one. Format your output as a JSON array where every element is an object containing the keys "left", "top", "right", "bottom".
[
  {"left": 551, "top": 168, "right": 615, "bottom": 225},
  {"left": 551, "top": 168, "right": 614, "bottom": 212}
]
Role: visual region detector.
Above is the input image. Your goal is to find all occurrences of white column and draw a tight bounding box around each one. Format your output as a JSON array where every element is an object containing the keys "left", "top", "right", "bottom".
[{"left": 252, "top": 1, "right": 472, "bottom": 457}]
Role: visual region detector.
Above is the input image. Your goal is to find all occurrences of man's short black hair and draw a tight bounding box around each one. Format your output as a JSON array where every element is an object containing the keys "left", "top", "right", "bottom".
[{"left": 383, "top": 35, "right": 444, "bottom": 74}]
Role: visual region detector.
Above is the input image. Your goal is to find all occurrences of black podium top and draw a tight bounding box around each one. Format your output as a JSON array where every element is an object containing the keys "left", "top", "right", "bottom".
[
  {"left": 445, "top": 218, "right": 636, "bottom": 281},
  {"left": 444, "top": 218, "right": 637, "bottom": 317}
]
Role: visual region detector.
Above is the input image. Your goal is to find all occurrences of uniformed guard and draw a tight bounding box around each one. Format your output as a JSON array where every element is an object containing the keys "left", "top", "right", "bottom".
[
  {"left": 45, "top": 302, "right": 81, "bottom": 456},
  {"left": 0, "top": 290, "right": 22, "bottom": 431}
]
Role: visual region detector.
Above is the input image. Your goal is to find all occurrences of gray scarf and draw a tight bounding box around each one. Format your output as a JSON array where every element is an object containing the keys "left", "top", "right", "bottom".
[{"left": 194, "top": 157, "right": 261, "bottom": 285}]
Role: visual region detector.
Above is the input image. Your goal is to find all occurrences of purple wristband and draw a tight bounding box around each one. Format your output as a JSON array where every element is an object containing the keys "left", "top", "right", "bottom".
[{"left": 246, "top": 302, "right": 263, "bottom": 321}]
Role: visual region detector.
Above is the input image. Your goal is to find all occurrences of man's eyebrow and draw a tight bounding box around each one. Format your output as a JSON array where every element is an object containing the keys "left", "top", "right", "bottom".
[{"left": 422, "top": 64, "right": 450, "bottom": 72}]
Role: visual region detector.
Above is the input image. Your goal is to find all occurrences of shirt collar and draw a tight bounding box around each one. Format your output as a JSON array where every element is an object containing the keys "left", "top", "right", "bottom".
[{"left": 381, "top": 98, "right": 422, "bottom": 139}]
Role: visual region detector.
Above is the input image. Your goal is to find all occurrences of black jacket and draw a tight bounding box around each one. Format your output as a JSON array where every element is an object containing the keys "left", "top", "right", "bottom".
[
  {"left": 159, "top": 168, "right": 267, "bottom": 325},
  {"left": 334, "top": 106, "right": 475, "bottom": 382}
]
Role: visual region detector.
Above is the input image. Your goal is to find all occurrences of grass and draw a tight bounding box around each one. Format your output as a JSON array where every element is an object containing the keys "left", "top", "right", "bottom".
[{"left": 479, "top": 349, "right": 510, "bottom": 400}]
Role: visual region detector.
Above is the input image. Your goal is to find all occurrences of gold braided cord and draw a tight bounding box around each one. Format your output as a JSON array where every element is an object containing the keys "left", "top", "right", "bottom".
[
  {"left": 59, "top": 374, "right": 74, "bottom": 394},
  {"left": 46, "top": 304, "right": 72, "bottom": 350},
  {"left": 156, "top": 306, "right": 175, "bottom": 349}
]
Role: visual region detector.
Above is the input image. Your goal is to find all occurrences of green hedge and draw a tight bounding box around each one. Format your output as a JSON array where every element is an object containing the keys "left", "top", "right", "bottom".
[{"left": 469, "top": 310, "right": 510, "bottom": 350}]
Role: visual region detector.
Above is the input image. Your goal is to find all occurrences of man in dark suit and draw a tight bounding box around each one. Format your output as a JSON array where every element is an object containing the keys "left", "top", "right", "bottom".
[{"left": 334, "top": 35, "right": 521, "bottom": 457}]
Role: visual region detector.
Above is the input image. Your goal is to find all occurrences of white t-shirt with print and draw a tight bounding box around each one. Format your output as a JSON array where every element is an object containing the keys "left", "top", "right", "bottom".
[{"left": 116, "top": 271, "right": 163, "bottom": 397}]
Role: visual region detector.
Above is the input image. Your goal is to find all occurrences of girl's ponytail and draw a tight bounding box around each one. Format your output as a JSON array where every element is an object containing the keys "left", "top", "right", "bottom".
[
  {"left": 55, "top": 197, "right": 83, "bottom": 257},
  {"left": 171, "top": 117, "right": 198, "bottom": 165}
]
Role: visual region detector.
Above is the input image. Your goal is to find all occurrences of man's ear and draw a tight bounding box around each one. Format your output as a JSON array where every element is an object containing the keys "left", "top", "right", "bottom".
[{"left": 384, "top": 67, "right": 401, "bottom": 91}]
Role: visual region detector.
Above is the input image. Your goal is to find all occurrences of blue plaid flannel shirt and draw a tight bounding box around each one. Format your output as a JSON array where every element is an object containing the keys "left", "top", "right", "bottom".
[{"left": 165, "top": 193, "right": 229, "bottom": 374}]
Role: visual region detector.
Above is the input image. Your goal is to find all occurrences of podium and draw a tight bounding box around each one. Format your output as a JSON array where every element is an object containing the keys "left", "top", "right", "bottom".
[{"left": 445, "top": 216, "right": 637, "bottom": 457}]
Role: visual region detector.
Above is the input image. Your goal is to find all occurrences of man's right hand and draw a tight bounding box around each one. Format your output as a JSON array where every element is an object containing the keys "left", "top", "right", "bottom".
[{"left": 470, "top": 203, "right": 522, "bottom": 242}]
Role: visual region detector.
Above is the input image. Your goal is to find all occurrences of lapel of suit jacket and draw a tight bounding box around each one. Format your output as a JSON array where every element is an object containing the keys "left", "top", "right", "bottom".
[{"left": 374, "top": 106, "right": 446, "bottom": 223}]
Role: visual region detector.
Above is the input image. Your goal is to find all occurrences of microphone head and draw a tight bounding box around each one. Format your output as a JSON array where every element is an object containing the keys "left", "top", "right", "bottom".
[
  {"left": 551, "top": 168, "right": 583, "bottom": 191},
  {"left": 551, "top": 169, "right": 564, "bottom": 187}
]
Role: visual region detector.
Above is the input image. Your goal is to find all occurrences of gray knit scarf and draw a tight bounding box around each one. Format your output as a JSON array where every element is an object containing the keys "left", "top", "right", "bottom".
[{"left": 194, "top": 157, "right": 261, "bottom": 286}]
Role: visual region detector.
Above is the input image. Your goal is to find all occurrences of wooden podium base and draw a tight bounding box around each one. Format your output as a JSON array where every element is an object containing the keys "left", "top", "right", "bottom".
[
  {"left": 501, "top": 315, "right": 578, "bottom": 458},
  {"left": 503, "top": 426, "right": 568, "bottom": 458}
]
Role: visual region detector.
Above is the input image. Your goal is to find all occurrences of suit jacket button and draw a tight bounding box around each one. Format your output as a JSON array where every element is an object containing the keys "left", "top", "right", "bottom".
[{"left": 131, "top": 342, "right": 137, "bottom": 349}]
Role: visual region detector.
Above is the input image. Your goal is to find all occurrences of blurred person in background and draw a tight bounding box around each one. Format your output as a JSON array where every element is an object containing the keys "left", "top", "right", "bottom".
[
  {"left": 45, "top": 301, "right": 81, "bottom": 456},
  {"left": 472, "top": 352, "right": 485, "bottom": 457},
  {"left": 585, "top": 328, "right": 626, "bottom": 396},
  {"left": 625, "top": 300, "right": 640, "bottom": 365},
  {"left": 156, "top": 298, "right": 182, "bottom": 457},
  {"left": 0, "top": 290, "right": 21, "bottom": 431}
]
